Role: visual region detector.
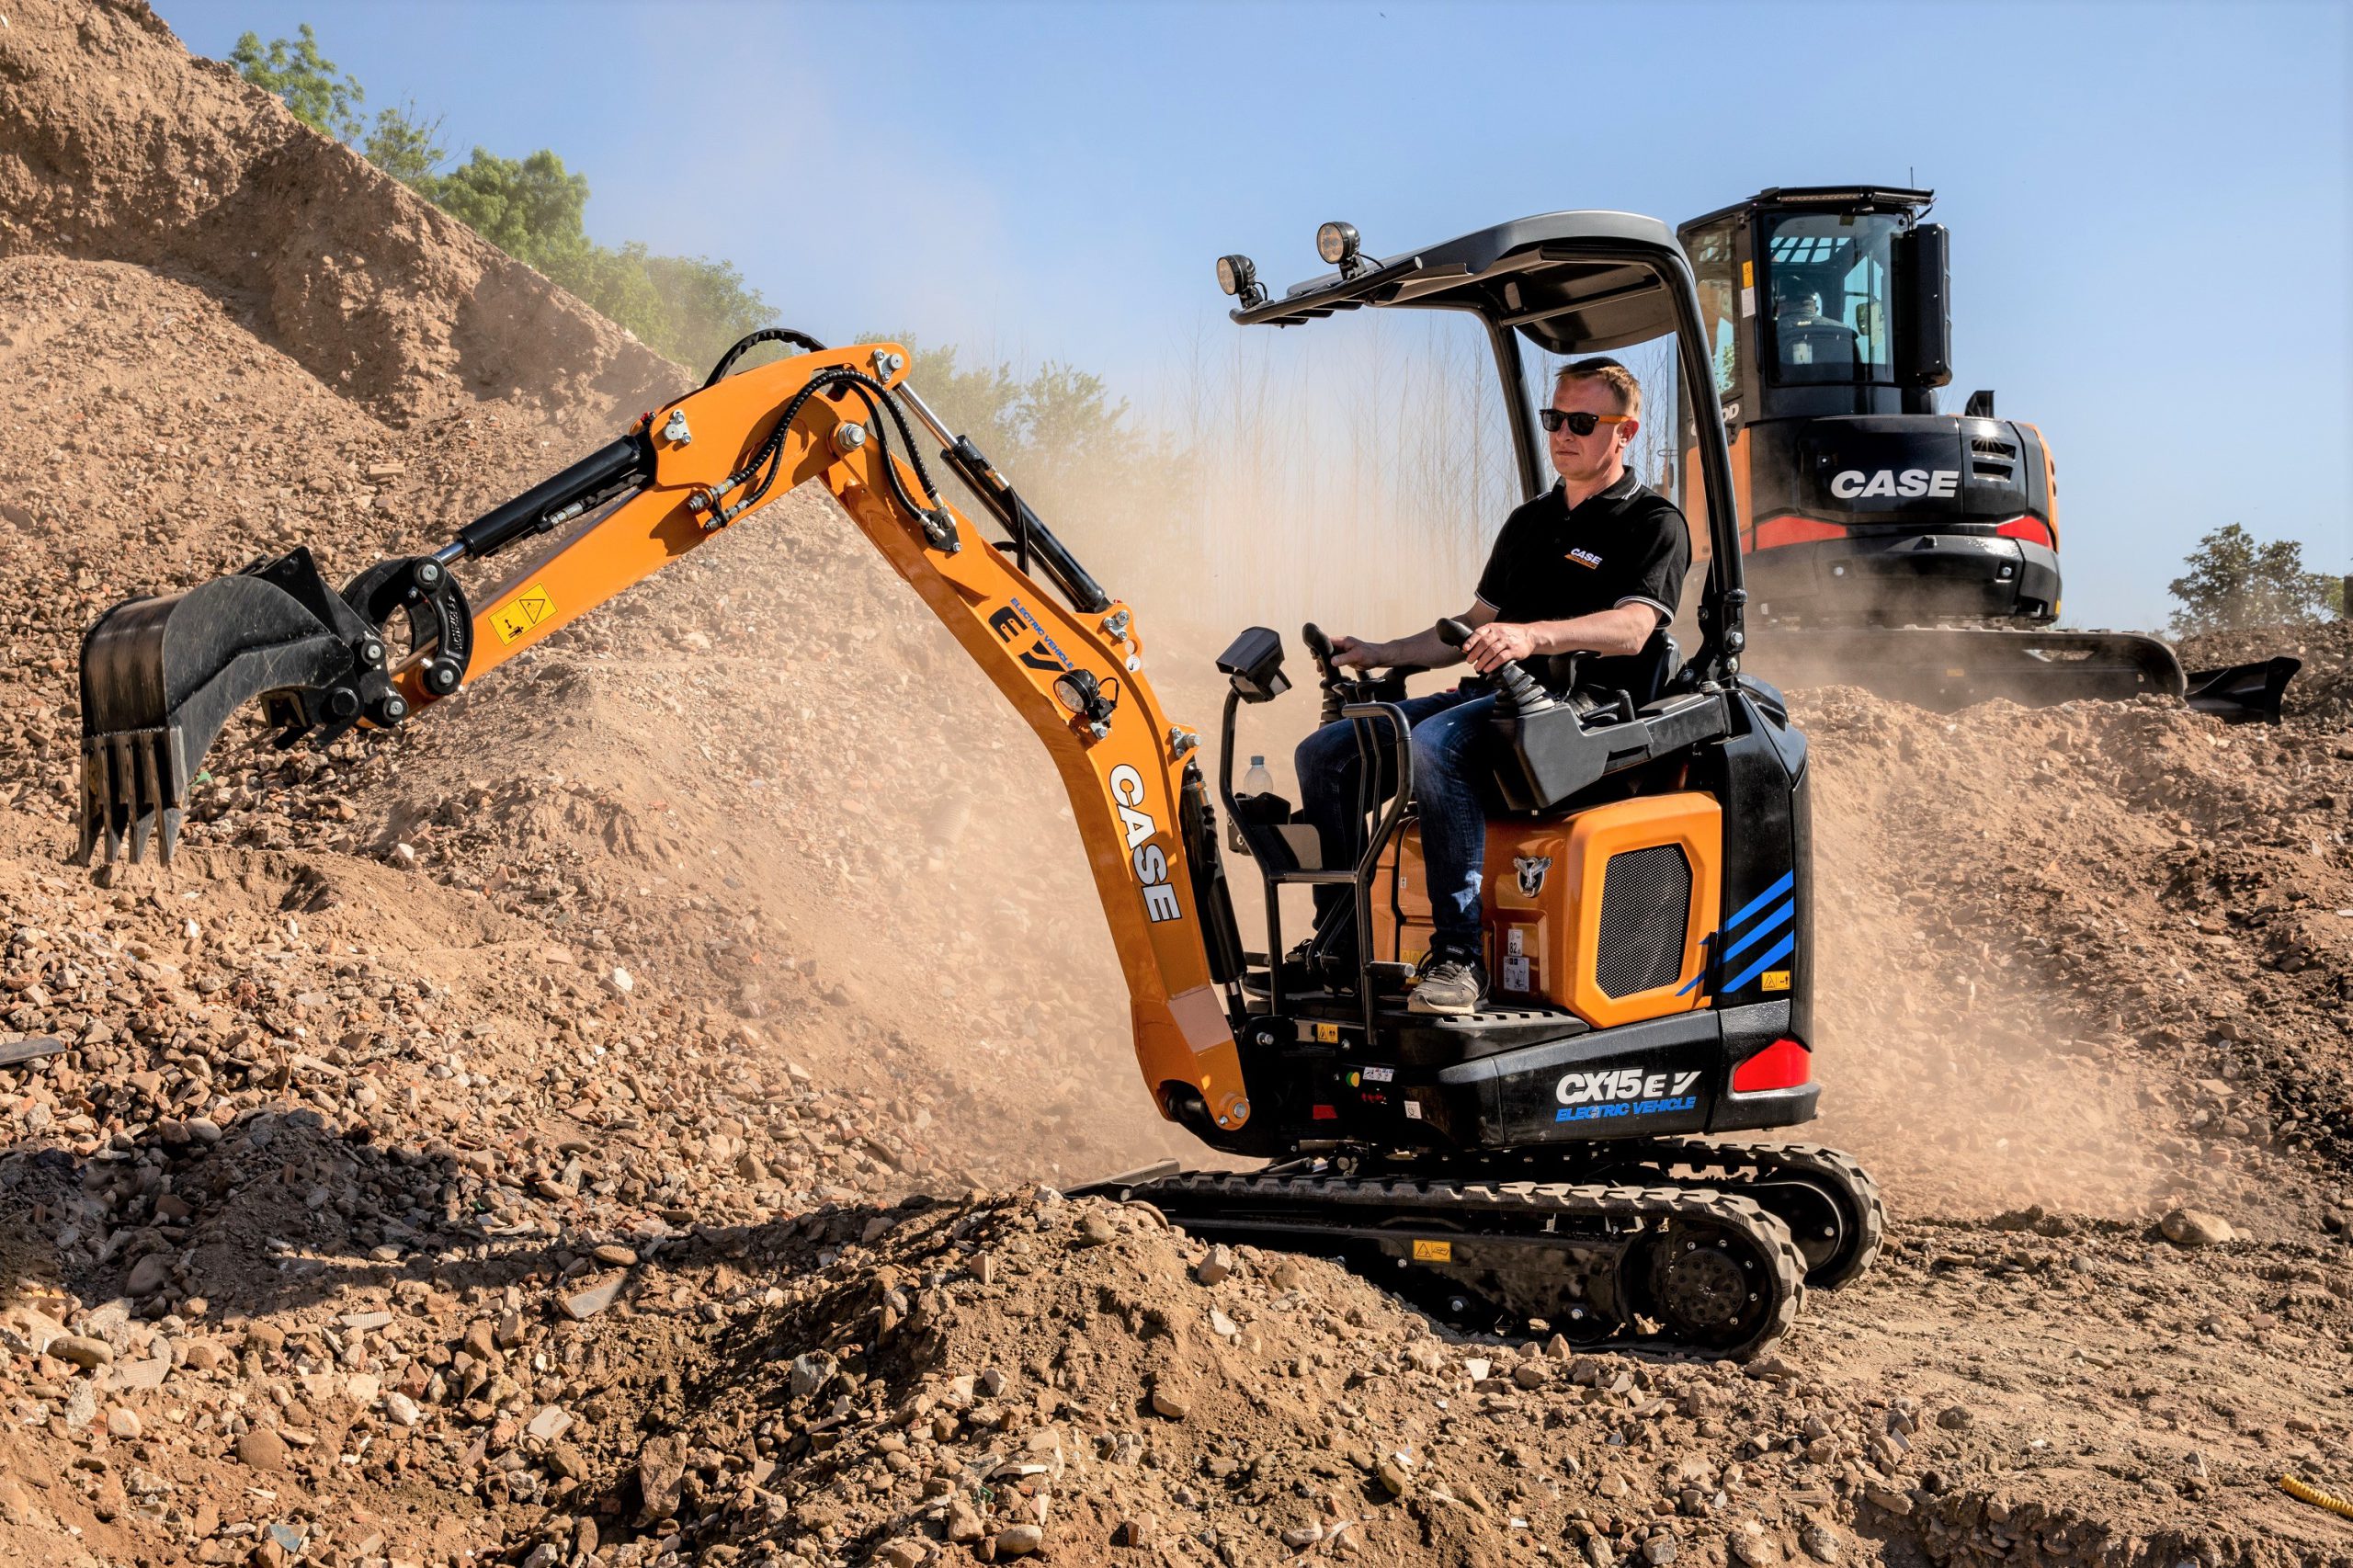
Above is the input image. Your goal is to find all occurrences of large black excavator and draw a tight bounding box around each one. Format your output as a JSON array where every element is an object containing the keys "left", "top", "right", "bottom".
[
  {"left": 76, "top": 211, "right": 1879, "bottom": 1360},
  {"left": 1676, "top": 186, "right": 2295, "bottom": 721}
]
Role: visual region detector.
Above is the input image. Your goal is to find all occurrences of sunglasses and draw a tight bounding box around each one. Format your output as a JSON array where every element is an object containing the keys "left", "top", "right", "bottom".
[{"left": 1540, "top": 409, "right": 1631, "bottom": 436}]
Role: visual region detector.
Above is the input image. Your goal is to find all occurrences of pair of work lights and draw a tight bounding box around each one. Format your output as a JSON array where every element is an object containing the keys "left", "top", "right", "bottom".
[{"left": 1216, "top": 221, "right": 1367, "bottom": 309}]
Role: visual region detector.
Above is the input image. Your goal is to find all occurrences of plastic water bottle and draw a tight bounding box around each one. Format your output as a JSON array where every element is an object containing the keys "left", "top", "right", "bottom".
[{"left": 1242, "top": 756, "right": 1274, "bottom": 795}]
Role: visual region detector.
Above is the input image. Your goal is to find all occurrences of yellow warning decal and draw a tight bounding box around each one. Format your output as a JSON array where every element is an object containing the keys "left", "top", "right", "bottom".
[
  {"left": 1411, "top": 1239, "right": 1452, "bottom": 1263},
  {"left": 1761, "top": 969, "right": 1791, "bottom": 993},
  {"left": 1313, "top": 1022, "right": 1341, "bottom": 1044},
  {"left": 1741, "top": 259, "right": 1754, "bottom": 288},
  {"left": 490, "top": 582, "right": 557, "bottom": 645}
]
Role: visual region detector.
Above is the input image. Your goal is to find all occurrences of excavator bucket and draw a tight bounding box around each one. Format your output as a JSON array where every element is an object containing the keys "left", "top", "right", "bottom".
[{"left": 76, "top": 551, "right": 374, "bottom": 864}]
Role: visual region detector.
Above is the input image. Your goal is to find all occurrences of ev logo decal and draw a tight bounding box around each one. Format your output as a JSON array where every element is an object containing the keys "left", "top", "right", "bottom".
[
  {"left": 988, "top": 598, "right": 1075, "bottom": 673},
  {"left": 1829, "top": 468, "right": 1961, "bottom": 500},
  {"left": 1108, "top": 764, "right": 1183, "bottom": 925},
  {"left": 1513, "top": 855, "right": 1552, "bottom": 896}
]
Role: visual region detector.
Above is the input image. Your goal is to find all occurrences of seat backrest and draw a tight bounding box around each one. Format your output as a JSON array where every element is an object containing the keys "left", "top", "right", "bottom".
[{"left": 1623, "top": 631, "right": 1679, "bottom": 708}]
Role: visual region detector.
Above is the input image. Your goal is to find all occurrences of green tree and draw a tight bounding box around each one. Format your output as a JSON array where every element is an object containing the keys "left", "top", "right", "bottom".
[
  {"left": 2167, "top": 523, "right": 2339, "bottom": 635},
  {"left": 229, "top": 24, "right": 364, "bottom": 142},
  {"left": 361, "top": 102, "right": 448, "bottom": 187},
  {"left": 419, "top": 148, "right": 593, "bottom": 273}
]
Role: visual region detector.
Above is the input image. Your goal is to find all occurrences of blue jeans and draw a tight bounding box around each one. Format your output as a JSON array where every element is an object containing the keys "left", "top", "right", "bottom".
[{"left": 1293, "top": 687, "right": 1497, "bottom": 956}]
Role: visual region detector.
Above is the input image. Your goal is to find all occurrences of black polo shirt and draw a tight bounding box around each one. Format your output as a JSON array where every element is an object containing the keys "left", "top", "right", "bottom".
[{"left": 1472, "top": 469, "right": 1690, "bottom": 697}]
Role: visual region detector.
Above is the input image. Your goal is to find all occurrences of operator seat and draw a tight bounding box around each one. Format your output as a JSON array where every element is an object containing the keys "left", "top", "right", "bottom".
[{"left": 1531, "top": 630, "right": 1678, "bottom": 711}]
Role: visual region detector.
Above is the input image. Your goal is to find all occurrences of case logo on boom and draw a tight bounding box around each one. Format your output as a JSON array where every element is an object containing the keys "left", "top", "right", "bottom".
[
  {"left": 1829, "top": 468, "right": 1961, "bottom": 500},
  {"left": 1108, "top": 764, "right": 1183, "bottom": 924}
]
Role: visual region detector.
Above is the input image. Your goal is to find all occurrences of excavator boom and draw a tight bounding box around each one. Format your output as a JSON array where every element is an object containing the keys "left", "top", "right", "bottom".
[{"left": 75, "top": 337, "right": 1253, "bottom": 1135}]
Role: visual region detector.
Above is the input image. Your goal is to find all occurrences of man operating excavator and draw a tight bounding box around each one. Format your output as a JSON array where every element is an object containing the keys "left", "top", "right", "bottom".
[
  {"left": 78, "top": 209, "right": 1889, "bottom": 1357},
  {"left": 1300, "top": 358, "right": 1692, "bottom": 1015}
]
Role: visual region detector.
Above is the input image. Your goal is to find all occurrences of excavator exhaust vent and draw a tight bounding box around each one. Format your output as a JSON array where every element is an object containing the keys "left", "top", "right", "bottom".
[{"left": 1594, "top": 846, "right": 1691, "bottom": 998}]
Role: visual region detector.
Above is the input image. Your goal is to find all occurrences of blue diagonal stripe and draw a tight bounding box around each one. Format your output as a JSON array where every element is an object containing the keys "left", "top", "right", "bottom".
[
  {"left": 1721, "top": 899, "right": 1794, "bottom": 963},
  {"left": 1722, "top": 931, "right": 1795, "bottom": 994},
  {"left": 1677, "top": 929, "right": 1719, "bottom": 996},
  {"left": 1724, "top": 871, "right": 1795, "bottom": 932}
]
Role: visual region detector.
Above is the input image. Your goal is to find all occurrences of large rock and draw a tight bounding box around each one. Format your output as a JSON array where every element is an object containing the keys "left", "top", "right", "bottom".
[
  {"left": 236, "top": 1427, "right": 290, "bottom": 1471},
  {"left": 2160, "top": 1208, "right": 2234, "bottom": 1246},
  {"left": 633, "top": 1435, "right": 687, "bottom": 1527},
  {"left": 123, "top": 1254, "right": 173, "bottom": 1298},
  {"left": 48, "top": 1335, "right": 113, "bottom": 1370}
]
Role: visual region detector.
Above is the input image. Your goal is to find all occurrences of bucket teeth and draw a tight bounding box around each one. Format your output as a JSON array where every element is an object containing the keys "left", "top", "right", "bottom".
[{"left": 77, "top": 726, "right": 186, "bottom": 866}]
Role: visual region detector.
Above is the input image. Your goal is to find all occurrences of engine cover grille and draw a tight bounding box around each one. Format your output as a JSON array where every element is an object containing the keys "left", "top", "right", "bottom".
[{"left": 1595, "top": 845, "right": 1691, "bottom": 997}]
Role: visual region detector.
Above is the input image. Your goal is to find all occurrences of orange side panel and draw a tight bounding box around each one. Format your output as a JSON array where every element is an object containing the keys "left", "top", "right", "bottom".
[
  {"left": 1556, "top": 793, "right": 1721, "bottom": 1028},
  {"left": 1374, "top": 792, "right": 1722, "bottom": 1028},
  {"left": 2016, "top": 419, "right": 2061, "bottom": 551}
]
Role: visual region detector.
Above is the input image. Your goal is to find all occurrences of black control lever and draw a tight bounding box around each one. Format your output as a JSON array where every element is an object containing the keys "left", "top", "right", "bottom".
[
  {"left": 1301, "top": 622, "right": 1344, "bottom": 723},
  {"left": 1438, "top": 617, "right": 1554, "bottom": 716}
]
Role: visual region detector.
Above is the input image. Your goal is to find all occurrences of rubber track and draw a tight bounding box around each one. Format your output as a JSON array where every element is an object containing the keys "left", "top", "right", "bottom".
[
  {"left": 1116, "top": 1170, "right": 1808, "bottom": 1360},
  {"left": 1599, "top": 1140, "right": 1886, "bottom": 1291}
]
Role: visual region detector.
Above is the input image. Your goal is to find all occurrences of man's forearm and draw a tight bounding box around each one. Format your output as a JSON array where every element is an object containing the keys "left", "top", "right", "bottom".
[
  {"left": 1380, "top": 626, "right": 1463, "bottom": 669},
  {"left": 1524, "top": 606, "right": 1657, "bottom": 659}
]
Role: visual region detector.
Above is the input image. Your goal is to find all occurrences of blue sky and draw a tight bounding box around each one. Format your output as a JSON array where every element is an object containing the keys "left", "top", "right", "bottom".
[{"left": 168, "top": 1, "right": 2347, "bottom": 631}]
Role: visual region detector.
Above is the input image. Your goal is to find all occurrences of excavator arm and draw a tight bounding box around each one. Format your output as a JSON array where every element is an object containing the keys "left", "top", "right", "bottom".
[{"left": 74, "top": 335, "right": 1255, "bottom": 1136}]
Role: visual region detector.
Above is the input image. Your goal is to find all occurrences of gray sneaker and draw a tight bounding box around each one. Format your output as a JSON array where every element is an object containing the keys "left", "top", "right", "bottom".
[{"left": 1407, "top": 949, "right": 1486, "bottom": 1016}]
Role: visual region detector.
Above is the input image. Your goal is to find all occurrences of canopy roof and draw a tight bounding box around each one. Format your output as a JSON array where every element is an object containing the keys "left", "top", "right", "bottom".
[{"left": 1233, "top": 210, "right": 1689, "bottom": 355}]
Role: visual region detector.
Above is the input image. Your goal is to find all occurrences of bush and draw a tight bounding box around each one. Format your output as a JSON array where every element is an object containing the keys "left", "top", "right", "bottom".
[{"left": 2168, "top": 523, "right": 2340, "bottom": 636}]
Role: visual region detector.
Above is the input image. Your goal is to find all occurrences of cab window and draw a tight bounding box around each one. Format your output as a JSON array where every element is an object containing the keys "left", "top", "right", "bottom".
[
  {"left": 1762, "top": 211, "right": 1899, "bottom": 384},
  {"left": 1683, "top": 218, "right": 1742, "bottom": 403}
]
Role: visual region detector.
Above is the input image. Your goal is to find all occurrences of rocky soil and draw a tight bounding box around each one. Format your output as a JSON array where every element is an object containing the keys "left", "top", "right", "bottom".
[{"left": 3, "top": 5, "right": 2351, "bottom": 1567}]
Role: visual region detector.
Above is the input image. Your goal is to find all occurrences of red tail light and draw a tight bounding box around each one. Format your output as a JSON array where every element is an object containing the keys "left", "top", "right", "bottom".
[
  {"left": 1732, "top": 1037, "right": 1812, "bottom": 1094},
  {"left": 1750, "top": 516, "right": 1848, "bottom": 551},
  {"left": 1993, "top": 516, "right": 2055, "bottom": 550}
]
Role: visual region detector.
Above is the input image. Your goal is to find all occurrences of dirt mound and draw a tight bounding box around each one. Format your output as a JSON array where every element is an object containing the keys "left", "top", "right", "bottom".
[
  {"left": 0, "top": 0, "right": 676, "bottom": 425},
  {"left": 1802, "top": 687, "right": 2353, "bottom": 1228}
]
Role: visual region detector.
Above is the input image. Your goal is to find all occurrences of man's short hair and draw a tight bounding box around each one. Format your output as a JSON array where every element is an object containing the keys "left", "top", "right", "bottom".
[{"left": 1552, "top": 357, "right": 1642, "bottom": 421}]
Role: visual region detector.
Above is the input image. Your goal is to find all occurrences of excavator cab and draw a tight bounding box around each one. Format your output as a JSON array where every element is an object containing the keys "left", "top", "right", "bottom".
[
  {"left": 1675, "top": 186, "right": 2294, "bottom": 718},
  {"left": 1199, "top": 211, "right": 1801, "bottom": 1099}
]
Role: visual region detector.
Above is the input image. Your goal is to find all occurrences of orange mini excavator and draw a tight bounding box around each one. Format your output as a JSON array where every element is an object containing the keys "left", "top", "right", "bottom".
[{"left": 77, "top": 212, "right": 1880, "bottom": 1358}]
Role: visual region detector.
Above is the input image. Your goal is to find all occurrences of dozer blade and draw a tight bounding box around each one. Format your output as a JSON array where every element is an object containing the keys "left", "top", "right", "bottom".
[
  {"left": 77, "top": 566, "right": 361, "bottom": 864},
  {"left": 2183, "top": 655, "right": 2301, "bottom": 723},
  {"left": 1748, "top": 625, "right": 2188, "bottom": 710}
]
